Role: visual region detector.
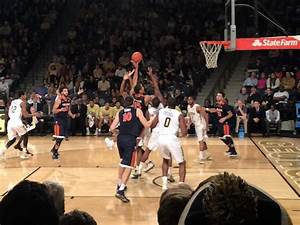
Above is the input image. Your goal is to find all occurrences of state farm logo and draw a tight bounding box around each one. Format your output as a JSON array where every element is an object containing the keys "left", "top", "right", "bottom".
[
  {"left": 252, "top": 38, "right": 298, "bottom": 47},
  {"left": 252, "top": 39, "right": 262, "bottom": 46}
]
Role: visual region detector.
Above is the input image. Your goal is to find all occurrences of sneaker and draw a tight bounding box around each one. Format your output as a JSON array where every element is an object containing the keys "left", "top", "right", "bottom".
[
  {"left": 143, "top": 161, "right": 155, "bottom": 173},
  {"left": 51, "top": 149, "right": 60, "bottom": 160},
  {"left": 167, "top": 175, "right": 175, "bottom": 183},
  {"left": 131, "top": 172, "right": 141, "bottom": 179},
  {"left": 65, "top": 137, "right": 69, "bottom": 141},
  {"left": 94, "top": 130, "right": 98, "bottom": 136},
  {"left": 24, "top": 149, "right": 34, "bottom": 156},
  {"left": 225, "top": 149, "right": 231, "bottom": 156},
  {"left": 20, "top": 151, "right": 30, "bottom": 159},
  {"left": 86, "top": 129, "right": 90, "bottom": 136},
  {"left": 115, "top": 190, "right": 130, "bottom": 203},
  {"left": 116, "top": 185, "right": 128, "bottom": 192},
  {"left": 199, "top": 154, "right": 212, "bottom": 163},
  {"left": 227, "top": 148, "right": 238, "bottom": 158},
  {"left": 162, "top": 184, "right": 168, "bottom": 191}
]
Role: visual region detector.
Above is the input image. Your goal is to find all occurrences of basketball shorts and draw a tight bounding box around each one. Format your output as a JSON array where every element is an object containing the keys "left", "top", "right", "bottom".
[
  {"left": 53, "top": 118, "right": 67, "bottom": 139},
  {"left": 147, "top": 131, "right": 159, "bottom": 151},
  {"left": 7, "top": 119, "right": 27, "bottom": 141},
  {"left": 217, "top": 123, "right": 231, "bottom": 137},
  {"left": 195, "top": 124, "right": 208, "bottom": 142},
  {"left": 117, "top": 134, "right": 138, "bottom": 168},
  {"left": 158, "top": 135, "right": 184, "bottom": 163}
]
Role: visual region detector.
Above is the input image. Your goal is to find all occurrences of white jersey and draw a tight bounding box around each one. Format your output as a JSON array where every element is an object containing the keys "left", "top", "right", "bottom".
[
  {"left": 187, "top": 104, "right": 206, "bottom": 129},
  {"left": 158, "top": 107, "right": 181, "bottom": 135},
  {"left": 9, "top": 99, "right": 23, "bottom": 122},
  {"left": 148, "top": 103, "right": 164, "bottom": 133}
]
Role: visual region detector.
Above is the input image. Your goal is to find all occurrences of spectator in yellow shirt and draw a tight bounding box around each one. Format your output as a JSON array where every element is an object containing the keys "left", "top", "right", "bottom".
[
  {"left": 111, "top": 101, "right": 123, "bottom": 119},
  {"left": 86, "top": 99, "right": 100, "bottom": 135},
  {"left": 99, "top": 102, "right": 113, "bottom": 133}
]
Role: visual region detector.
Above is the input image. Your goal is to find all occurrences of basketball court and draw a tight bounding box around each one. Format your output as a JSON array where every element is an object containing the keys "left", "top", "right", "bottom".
[{"left": 0, "top": 136, "right": 299, "bottom": 224}]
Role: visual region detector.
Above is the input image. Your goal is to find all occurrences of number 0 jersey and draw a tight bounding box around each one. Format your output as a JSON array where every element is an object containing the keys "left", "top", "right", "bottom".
[
  {"left": 158, "top": 107, "right": 181, "bottom": 135},
  {"left": 119, "top": 107, "right": 142, "bottom": 137}
]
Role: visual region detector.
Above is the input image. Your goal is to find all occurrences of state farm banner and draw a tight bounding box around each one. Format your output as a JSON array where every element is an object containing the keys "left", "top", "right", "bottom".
[{"left": 235, "top": 35, "right": 300, "bottom": 50}]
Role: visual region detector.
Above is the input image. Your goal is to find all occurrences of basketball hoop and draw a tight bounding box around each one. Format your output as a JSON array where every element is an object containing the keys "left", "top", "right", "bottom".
[{"left": 200, "top": 41, "right": 228, "bottom": 69}]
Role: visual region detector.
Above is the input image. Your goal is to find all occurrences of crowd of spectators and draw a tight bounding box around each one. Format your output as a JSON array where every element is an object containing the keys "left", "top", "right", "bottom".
[
  {"left": 6, "top": 0, "right": 226, "bottom": 136},
  {"left": 0, "top": 180, "right": 97, "bottom": 225},
  {"left": 222, "top": 50, "right": 300, "bottom": 136},
  {"left": 0, "top": 0, "right": 66, "bottom": 102}
]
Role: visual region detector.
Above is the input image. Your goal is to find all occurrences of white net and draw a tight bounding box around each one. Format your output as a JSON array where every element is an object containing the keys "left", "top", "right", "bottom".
[{"left": 200, "top": 42, "right": 223, "bottom": 69}]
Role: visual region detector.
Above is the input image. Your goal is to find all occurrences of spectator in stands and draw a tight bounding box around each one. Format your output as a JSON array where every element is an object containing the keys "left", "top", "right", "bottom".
[
  {"left": 71, "top": 98, "right": 87, "bottom": 136},
  {"left": 237, "top": 87, "right": 249, "bottom": 103},
  {"left": 235, "top": 99, "right": 248, "bottom": 135},
  {"left": 0, "top": 77, "right": 9, "bottom": 99},
  {"left": 267, "top": 73, "right": 280, "bottom": 91},
  {"left": 157, "top": 184, "right": 193, "bottom": 225},
  {"left": 178, "top": 172, "right": 292, "bottom": 225},
  {"left": 281, "top": 72, "right": 295, "bottom": 91},
  {"left": 247, "top": 87, "right": 261, "bottom": 105},
  {"left": 243, "top": 72, "right": 258, "bottom": 90},
  {"left": 43, "top": 181, "right": 65, "bottom": 217},
  {"left": 263, "top": 88, "right": 274, "bottom": 109},
  {"left": 273, "top": 86, "right": 289, "bottom": 104},
  {"left": 93, "top": 64, "right": 103, "bottom": 79},
  {"left": 98, "top": 76, "right": 111, "bottom": 99},
  {"left": 60, "top": 210, "right": 97, "bottom": 225},
  {"left": 257, "top": 72, "right": 267, "bottom": 95},
  {"left": 248, "top": 100, "right": 266, "bottom": 136},
  {"left": 86, "top": 99, "right": 100, "bottom": 136},
  {"left": 266, "top": 104, "right": 281, "bottom": 135},
  {"left": 27, "top": 93, "right": 46, "bottom": 135},
  {"left": 99, "top": 102, "right": 113, "bottom": 133},
  {"left": 0, "top": 180, "right": 59, "bottom": 225},
  {"left": 111, "top": 101, "right": 123, "bottom": 119}
]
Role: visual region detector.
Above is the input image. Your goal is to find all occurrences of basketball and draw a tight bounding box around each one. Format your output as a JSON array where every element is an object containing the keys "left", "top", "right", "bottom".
[{"left": 131, "top": 51, "right": 143, "bottom": 63}]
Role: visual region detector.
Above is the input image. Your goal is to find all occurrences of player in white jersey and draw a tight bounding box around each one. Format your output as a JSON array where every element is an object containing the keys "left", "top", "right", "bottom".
[
  {"left": 187, "top": 96, "right": 211, "bottom": 163},
  {"left": 156, "top": 97, "right": 187, "bottom": 190},
  {"left": 135, "top": 97, "right": 163, "bottom": 176},
  {"left": 0, "top": 91, "right": 38, "bottom": 160}
]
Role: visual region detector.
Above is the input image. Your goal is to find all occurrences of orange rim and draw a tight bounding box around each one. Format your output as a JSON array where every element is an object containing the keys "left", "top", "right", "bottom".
[{"left": 200, "top": 40, "right": 230, "bottom": 48}]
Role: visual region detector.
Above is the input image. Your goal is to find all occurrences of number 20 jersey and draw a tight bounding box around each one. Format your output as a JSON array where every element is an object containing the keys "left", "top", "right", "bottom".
[{"left": 158, "top": 107, "right": 181, "bottom": 135}]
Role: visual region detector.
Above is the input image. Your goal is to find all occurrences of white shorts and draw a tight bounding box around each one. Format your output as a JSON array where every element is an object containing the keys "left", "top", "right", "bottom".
[
  {"left": 158, "top": 135, "right": 184, "bottom": 163},
  {"left": 147, "top": 131, "right": 159, "bottom": 151},
  {"left": 7, "top": 120, "right": 27, "bottom": 141},
  {"left": 195, "top": 125, "right": 208, "bottom": 141}
]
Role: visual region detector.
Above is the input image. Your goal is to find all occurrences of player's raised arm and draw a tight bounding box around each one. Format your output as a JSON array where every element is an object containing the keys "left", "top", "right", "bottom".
[
  {"left": 136, "top": 108, "right": 155, "bottom": 128},
  {"left": 120, "top": 70, "right": 134, "bottom": 97}
]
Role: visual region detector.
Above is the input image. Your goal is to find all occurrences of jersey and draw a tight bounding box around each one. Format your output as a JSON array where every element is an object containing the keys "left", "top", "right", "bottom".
[
  {"left": 8, "top": 99, "right": 23, "bottom": 122},
  {"left": 119, "top": 107, "right": 142, "bottom": 137},
  {"left": 158, "top": 107, "right": 181, "bottom": 135},
  {"left": 187, "top": 104, "right": 206, "bottom": 129},
  {"left": 55, "top": 96, "right": 71, "bottom": 120},
  {"left": 133, "top": 94, "right": 147, "bottom": 116},
  {"left": 148, "top": 103, "right": 163, "bottom": 133}
]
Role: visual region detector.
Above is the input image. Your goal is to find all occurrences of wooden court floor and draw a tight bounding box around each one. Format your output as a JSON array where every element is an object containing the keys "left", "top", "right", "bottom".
[{"left": 0, "top": 136, "right": 299, "bottom": 225}]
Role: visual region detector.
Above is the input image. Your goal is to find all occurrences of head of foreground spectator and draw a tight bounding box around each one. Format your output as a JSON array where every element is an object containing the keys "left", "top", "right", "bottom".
[
  {"left": 0, "top": 180, "right": 59, "bottom": 225},
  {"left": 60, "top": 210, "right": 97, "bottom": 225},
  {"left": 178, "top": 172, "right": 292, "bottom": 225},
  {"left": 157, "top": 184, "right": 193, "bottom": 225},
  {"left": 43, "top": 181, "right": 65, "bottom": 217}
]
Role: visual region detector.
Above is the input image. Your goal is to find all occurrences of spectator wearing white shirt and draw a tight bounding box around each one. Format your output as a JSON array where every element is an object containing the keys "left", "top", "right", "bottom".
[
  {"left": 0, "top": 76, "right": 9, "bottom": 98},
  {"left": 266, "top": 104, "right": 281, "bottom": 135},
  {"left": 243, "top": 72, "right": 258, "bottom": 89},
  {"left": 266, "top": 73, "right": 280, "bottom": 91},
  {"left": 273, "top": 86, "right": 289, "bottom": 104}
]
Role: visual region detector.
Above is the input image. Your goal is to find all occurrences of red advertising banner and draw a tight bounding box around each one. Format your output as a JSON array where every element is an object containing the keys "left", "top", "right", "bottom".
[{"left": 235, "top": 35, "right": 300, "bottom": 50}]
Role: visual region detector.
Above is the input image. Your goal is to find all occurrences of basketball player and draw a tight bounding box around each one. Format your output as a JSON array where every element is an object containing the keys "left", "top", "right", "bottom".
[
  {"left": 51, "top": 87, "right": 76, "bottom": 160},
  {"left": 187, "top": 96, "right": 211, "bottom": 163},
  {"left": 156, "top": 97, "right": 187, "bottom": 190},
  {"left": 0, "top": 91, "right": 38, "bottom": 159},
  {"left": 110, "top": 96, "right": 155, "bottom": 203},
  {"left": 206, "top": 92, "right": 238, "bottom": 157}
]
